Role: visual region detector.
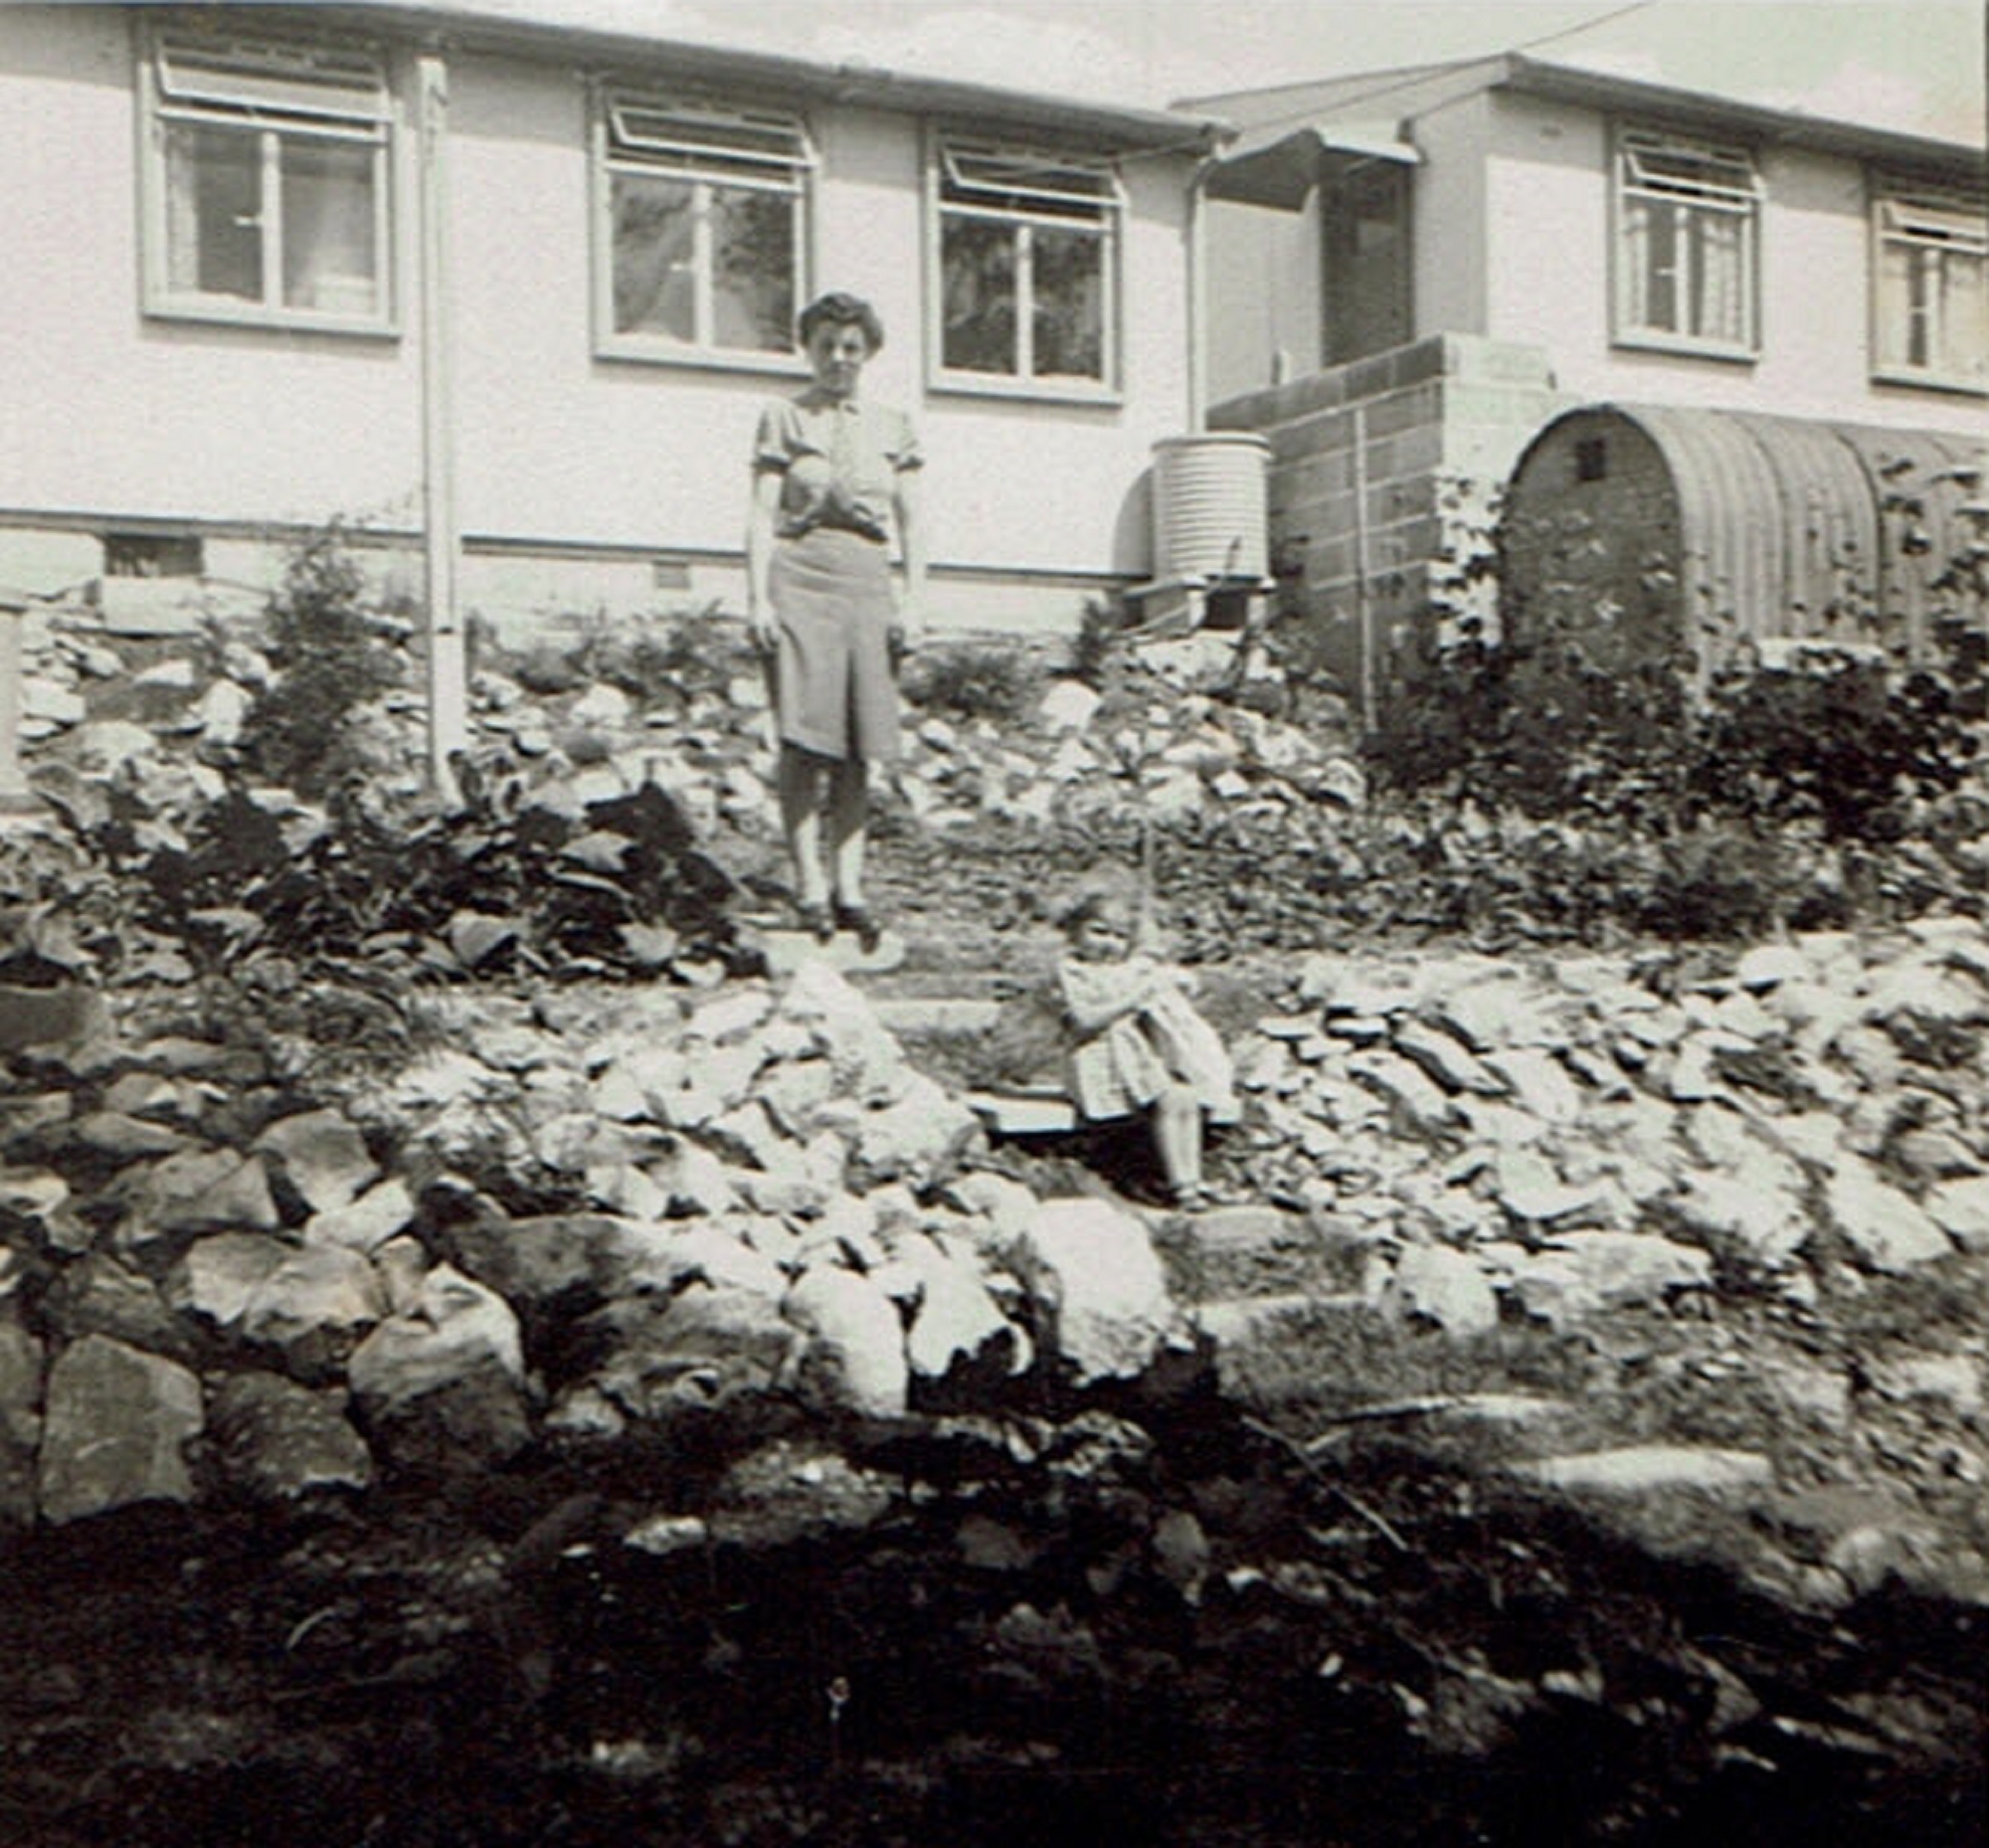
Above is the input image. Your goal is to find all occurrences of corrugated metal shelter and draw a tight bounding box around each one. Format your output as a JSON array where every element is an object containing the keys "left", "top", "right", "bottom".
[{"left": 1501, "top": 404, "right": 1983, "bottom": 677}]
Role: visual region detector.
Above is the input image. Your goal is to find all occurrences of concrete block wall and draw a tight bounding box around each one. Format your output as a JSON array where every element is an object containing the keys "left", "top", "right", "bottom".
[{"left": 1209, "top": 334, "right": 1571, "bottom": 710}]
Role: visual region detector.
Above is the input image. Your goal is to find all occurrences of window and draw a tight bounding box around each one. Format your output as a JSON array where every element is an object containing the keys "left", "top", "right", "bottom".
[
  {"left": 595, "top": 90, "right": 814, "bottom": 362},
  {"left": 1873, "top": 184, "right": 1988, "bottom": 393},
  {"left": 140, "top": 32, "right": 394, "bottom": 330},
  {"left": 1613, "top": 128, "right": 1760, "bottom": 357},
  {"left": 932, "top": 137, "right": 1121, "bottom": 395}
]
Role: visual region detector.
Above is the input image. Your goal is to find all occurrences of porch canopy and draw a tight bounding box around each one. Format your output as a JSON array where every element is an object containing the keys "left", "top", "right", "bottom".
[{"left": 1203, "top": 120, "right": 1420, "bottom": 210}]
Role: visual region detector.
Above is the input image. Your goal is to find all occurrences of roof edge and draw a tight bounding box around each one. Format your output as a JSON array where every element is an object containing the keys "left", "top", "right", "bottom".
[
  {"left": 1500, "top": 52, "right": 1984, "bottom": 168},
  {"left": 271, "top": 2, "right": 1232, "bottom": 153}
]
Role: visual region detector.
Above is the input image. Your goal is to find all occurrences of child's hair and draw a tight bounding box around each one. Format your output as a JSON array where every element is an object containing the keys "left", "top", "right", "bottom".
[{"left": 1056, "top": 867, "right": 1143, "bottom": 937}]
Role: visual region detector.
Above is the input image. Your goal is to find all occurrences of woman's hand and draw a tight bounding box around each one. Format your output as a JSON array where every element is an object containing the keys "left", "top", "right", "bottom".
[
  {"left": 747, "top": 597, "right": 780, "bottom": 657},
  {"left": 889, "top": 599, "right": 927, "bottom": 661}
]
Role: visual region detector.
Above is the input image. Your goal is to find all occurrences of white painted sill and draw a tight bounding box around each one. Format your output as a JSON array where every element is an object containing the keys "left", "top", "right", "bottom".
[
  {"left": 594, "top": 336, "right": 812, "bottom": 380},
  {"left": 1609, "top": 330, "right": 1758, "bottom": 366},
  {"left": 143, "top": 298, "right": 401, "bottom": 340}
]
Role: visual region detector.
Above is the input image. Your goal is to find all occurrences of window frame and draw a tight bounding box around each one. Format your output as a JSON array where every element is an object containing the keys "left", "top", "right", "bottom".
[
  {"left": 1609, "top": 123, "right": 1762, "bottom": 363},
  {"left": 1869, "top": 178, "right": 1989, "bottom": 396},
  {"left": 137, "top": 26, "right": 399, "bottom": 336},
  {"left": 590, "top": 82, "right": 817, "bottom": 373},
  {"left": 925, "top": 129, "right": 1125, "bottom": 404}
]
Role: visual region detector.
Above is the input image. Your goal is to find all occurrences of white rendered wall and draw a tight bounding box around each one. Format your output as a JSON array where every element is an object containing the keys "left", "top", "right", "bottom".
[
  {"left": 1480, "top": 91, "right": 1988, "bottom": 438},
  {"left": 0, "top": 9, "right": 425, "bottom": 533},
  {"left": 0, "top": 13, "right": 1201, "bottom": 629}
]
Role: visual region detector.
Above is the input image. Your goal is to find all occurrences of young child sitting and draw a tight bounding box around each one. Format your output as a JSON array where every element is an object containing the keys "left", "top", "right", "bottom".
[{"left": 1054, "top": 878, "right": 1239, "bottom": 1208}]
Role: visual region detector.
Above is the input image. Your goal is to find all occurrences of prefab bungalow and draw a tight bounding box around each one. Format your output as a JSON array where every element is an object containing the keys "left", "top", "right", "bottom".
[
  {"left": 0, "top": 3, "right": 1230, "bottom": 644},
  {"left": 1185, "top": 52, "right": 1988, "bottom": 704}
]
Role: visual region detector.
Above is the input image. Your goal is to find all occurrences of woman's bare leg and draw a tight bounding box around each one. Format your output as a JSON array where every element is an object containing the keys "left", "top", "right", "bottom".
[
  {"left": 778, "top": 746, "right": 828, "bottom": 907},
  {"left": 826, "top": 756, "right": 869, "bottom": 906}
]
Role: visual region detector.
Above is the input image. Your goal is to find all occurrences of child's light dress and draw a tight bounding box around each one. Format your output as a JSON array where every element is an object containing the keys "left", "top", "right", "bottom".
[{"left": 1056, "top": 953, "right": 1240, "bottom": 1126}]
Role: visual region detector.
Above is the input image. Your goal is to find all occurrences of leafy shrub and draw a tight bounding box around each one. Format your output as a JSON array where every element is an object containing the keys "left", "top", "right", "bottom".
[
  {"left": 493, "top": 608, "right": 748, "bottom": 710},
  {"left": 900, "top": 641, "right": 1043, "bottom": 724},
  {"left": 237, "top": 530, "right": 411, "bottom": 798},
  {"left": 1071, "top": 594, "right": 1136, "bottom": 686}
]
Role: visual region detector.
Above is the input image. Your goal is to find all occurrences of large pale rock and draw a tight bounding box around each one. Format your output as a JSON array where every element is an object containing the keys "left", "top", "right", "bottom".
[
  {"left": 569, "top": 680, "right": 633, "bottom": 729},
  {"left": 1669, "top": 1172, "right": 1811, "bottom": 1269},
  {"left": 1348, "top": 1050, "right": 1457, "bottom": 1137},
  {"left": 784, "top": 1264, "right": 909, "bottom": 1417},
  {"left": 777, "top": 961, "right": 910, "bottom": 1103},
  {"left": 1870, "top": 1354, "right": 1982, "bottom": 1413},
  {"left": 242, "top": 1244, "right": 389, "bottom": 1378},
  {"left": 0, "top": 1090, "right": 72, "bottom": 1154},
  {"left": 1924, "top": 1176, "right": 1989, "bottom": 1252},
  {"left": 1038, "top": 678, "right": 1101, "bottom": 731},
  {"left": 1865, "top": 961, "right": 1987, "bottom": 1027},
  {"left": 1385, "top": 1243, "right": 1499, "bottom": 1337},
  {"left": 1734, "top": 944, "right": 1810, "bottom": 991},
  {"left": 852, "top": 1073, "right": 982, "bottom": 1183},
  {"left": 1514, "top": 1445, "right": 1772, "bottom": 1498},
  {"left": 303, "top": 1177, "right": 416, "bottom": 1253},
  {"left": 1482, "top": 1048, "right": 1583, "bottom": 1124},
  {"left": 206, "top": 1373, "right": 373, "bottom": 1500},
  {"left": 256, "top": 1108, "right": 379, "bottom": 1213},
  {"left": 756, "top": 1056, "right": 839, "bottom": 1137},
  {"left": 0, "top": 984, "right": 109, "bottom": 1058},
  {"left": 74, "top": 1110, "right": 194, "bottom": 1159},
  {"left": 1011, "top": 1198, "right": 1175, "bottom": 1385},
  {"left": 46, "top": 1254, "right": 192, "bottom": 1359},
  {"left": 118, "top": 1147, "right": 279, "bottom": 1243},
  {"left": 196, "top": 677, "right": 251, "bottom": 747},
  {"left": 1393, "top": 1020, "right": 1506, "bottom": 1096},
  {"left": 1506, "top": 1233, "right": 1712, "bottom": 1327},
  {"left": 38, "top": 1335, "right": 203, "bottom": 1523},
  {"left": 0, "top": 1309, "right": 43, "bottom": 1524},
  {"left": 943, "top": 1172, "right": 1041, "bottom": 1246},
  {"left": 893, "top": 1232, "right": 1030, "bottom": 1384},
  {"left": 585, "top": 1283, "right": 799, "bottom": 1420},
  {"left": 1425, "top": 980, "right": 1538, "bottom": 1053},
  {"left": 347, "top": 1265, "right": 528, "bottom": 1469},
  {"left": 685, "top": 986, "right": 775, "bottom": 1044},
  {"left": 1825, "top": 1156, "right": 1952, "bottom": 1272},
  {"left": 451, "top": 1208, "right": 634, "bottom": 1305},
  {"left": 627, "top": 1223, "right": 790, "bottom": 1300},
  {"left": 171, "top": 1232, "right": 291, "bottom": 1331},
  {"left": 1493, "top": 1150, "right": 1610, "bottom": 1229}
]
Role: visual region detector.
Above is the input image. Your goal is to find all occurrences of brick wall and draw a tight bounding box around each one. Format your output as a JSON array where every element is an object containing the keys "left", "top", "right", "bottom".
[{"left": 1208, "top": 334, "right": 1570, "bottom": 714}]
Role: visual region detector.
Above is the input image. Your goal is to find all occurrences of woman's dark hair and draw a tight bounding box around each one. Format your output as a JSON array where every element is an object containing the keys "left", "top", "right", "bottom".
[{"left": 799, "top": 290, "right": 884, "bottom": 353}]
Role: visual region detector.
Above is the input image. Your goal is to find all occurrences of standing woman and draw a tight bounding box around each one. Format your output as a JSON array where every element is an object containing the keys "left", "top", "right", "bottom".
[{"left": 747, "top": 291, "right": 926, "bottom": 950}]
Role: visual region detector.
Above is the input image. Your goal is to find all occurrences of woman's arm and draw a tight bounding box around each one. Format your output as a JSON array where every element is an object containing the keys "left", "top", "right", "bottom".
[
  {"left": 893, "top": 465, "right": 927, "bottom": 649},
  {"left": 745, "top": 469, "right": 783, "bottom": 652}
]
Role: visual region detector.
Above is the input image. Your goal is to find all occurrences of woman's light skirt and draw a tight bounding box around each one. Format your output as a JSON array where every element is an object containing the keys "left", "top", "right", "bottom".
[{"left": 769, "top": 528, "right": 900, "bottom": 764}]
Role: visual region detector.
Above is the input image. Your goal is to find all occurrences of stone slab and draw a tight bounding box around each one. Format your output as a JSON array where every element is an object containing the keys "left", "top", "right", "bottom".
[
  {"left": 966, "top": 1089, "right": 1078, "bottom": 1135},
  {"left": 751, "top": 926, "right": 907, "bottom": 977}
]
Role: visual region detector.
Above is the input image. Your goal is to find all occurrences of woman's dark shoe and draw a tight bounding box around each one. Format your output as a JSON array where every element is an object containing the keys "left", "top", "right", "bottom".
[
  {"left": 797, "top": 901, "right": 835, "bottom": 944},
  {"left": 834, "top": 902, "right": 883, "bottom": 955}
]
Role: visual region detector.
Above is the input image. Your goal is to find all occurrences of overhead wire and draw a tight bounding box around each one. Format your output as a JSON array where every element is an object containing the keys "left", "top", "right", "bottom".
[{"left": 1174, "top": 0, "right": 1657, "bottom": 143}]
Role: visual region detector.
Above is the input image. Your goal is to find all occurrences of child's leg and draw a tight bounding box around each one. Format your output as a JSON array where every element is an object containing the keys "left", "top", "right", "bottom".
[{"left": 1152, "top": 1081, "right": 1203, "bottom": 1200}]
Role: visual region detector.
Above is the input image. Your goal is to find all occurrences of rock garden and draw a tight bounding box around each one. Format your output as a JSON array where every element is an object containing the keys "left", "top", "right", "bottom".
[{"left": 0, "top": 545, "right": 1983, "bottom": 1844}]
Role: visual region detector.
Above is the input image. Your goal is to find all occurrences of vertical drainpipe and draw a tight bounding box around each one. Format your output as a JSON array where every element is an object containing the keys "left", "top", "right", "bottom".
[
  {"left": 0, "top": 595, "right": 33, "bottom": 818},
  {"left": 1186, "top": 156, "right": 1215, "bottom": 435},
  {"left": 1353, "top": 401, "right": 1374, "bottom": 732},
  {"left": 418, "top": 50, "right": 465, "bottom": 803}
]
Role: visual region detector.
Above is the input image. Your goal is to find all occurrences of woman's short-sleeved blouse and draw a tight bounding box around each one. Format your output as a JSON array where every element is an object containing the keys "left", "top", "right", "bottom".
[{"left": 753, "top": 389, "right": 922, "bottom": 542}]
